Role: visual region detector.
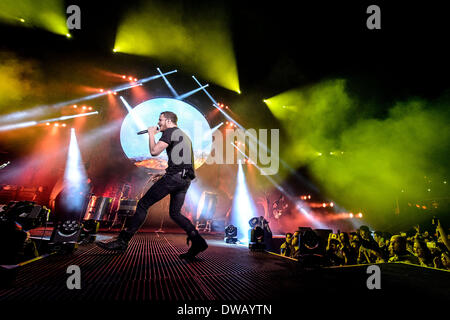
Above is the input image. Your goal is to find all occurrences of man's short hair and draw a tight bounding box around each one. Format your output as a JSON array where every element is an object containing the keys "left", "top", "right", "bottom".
[{"left": 161, "top": 111, "right": 178, "bottom": 124}]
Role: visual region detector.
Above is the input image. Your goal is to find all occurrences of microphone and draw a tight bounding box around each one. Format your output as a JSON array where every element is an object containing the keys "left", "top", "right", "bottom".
[{"left": 137, "top": 127, "right": 160, "bottom": 135}]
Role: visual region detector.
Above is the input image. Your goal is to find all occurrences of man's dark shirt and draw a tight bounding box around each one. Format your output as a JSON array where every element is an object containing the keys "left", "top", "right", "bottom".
[{"left": 159, "top": 127, "right": 195, "bottom": 178}]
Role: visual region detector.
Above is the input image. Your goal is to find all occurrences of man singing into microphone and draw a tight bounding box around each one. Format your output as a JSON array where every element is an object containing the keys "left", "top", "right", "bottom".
[{"left": 97, "top": 111, "right": 208, "bottom": 260}]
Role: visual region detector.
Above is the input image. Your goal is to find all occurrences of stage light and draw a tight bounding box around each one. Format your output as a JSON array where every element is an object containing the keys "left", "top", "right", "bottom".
[
  {"left": 230, "top": 161, "right": 257, "bottom": 243},
  {"left": 113, "top": 48, "right": 118, "bottom": 53},
  {"left": 248, "top": 217, "right": 259, "bottom": 228},
  {"left": 224, "top": 225, "right": 238, "bottom": 244},
  {"left": 82, "top": 106, "right": 86, "bottom": 110},
  {"left": 134, "top": 78, "right": 138, "bottom": 82},
  {"left": 99, "top": 89, "right": 104, "bottom": 93},
  {"left": 66, "top": 33, "right": 71, "bottom": 38},
  {"left": 330, "top": 202, "right": 334, "bottom": 207},
  {"left": 122, "top": 75, "right": 126, "bottom": 79},
  {"left": 349, "top": 213, "right": 354, "bottom": 218},
  {"left": 128, "top": 76, "right": 133, "bottom": 81},
  {"left": 54, "top": 123, "right": 59, "bottom": 127},
  {"left": 114, "top": 3, "right": 239, "bottom": 92},
  {"left": 113, "top": 92, "right": 117, "bottom": 95},
  {"left": 46, "top": 122, "right": 50, "bottom": 126},
  {"left": 88, "top": 107, "right": 92, "bottom": 111},
  {"left": 73, "top": 105, "right": 77, "bottom": 108},
  {"left": 0, "top": 2, "right": 69, "bottom": 36},
  {"left": 62, "top": 129, "right": 88, "bottom": 214},
  {"left": 62, "top": 123, "right": 67, "bottom": 127},
  {"left": 358, "top": 213, "right": 363, "bottom": 218}
]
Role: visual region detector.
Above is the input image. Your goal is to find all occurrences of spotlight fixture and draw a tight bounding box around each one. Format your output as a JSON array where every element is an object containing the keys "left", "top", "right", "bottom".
[
  {"left": 248, "top": 216, "right": 272, "bottom": 251},
  {"left": 248, "top": 217, "right": 259, "bottom": 228},
  {"left": 224, "top": 224, "right": 238, "bottom": 244}
]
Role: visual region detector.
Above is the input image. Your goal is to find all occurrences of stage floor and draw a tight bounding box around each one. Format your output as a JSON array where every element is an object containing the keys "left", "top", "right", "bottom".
[{"left": 1, "top": 232, "right": 449, "bottom": 307}]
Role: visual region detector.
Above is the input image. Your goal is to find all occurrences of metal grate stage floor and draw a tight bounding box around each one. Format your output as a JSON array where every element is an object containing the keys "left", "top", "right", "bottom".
[
  {"left": 1, "top": 232, "right": 449, "bottom": 308},
  {"left": 0, "top": 232, "right": 289, "bottom": 302}
]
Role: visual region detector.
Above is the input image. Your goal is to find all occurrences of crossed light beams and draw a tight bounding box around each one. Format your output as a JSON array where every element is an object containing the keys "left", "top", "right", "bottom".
[
  {"left": 118, "top": 69, "right": 212, "bottom": 137},
  {"left": 118, "top": 68, "right": 210, "bottom": 117},
  {"left": 0, "top": 70, "right": 177, "bottom": 126}
]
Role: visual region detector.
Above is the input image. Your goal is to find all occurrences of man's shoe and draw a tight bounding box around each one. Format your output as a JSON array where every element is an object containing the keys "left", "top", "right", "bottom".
[
  {"left": 96, "top": 238, "right": 128, "bottom": 252},
  {"left": 180, "top": 232, "right": 208, "bottom": 260}
]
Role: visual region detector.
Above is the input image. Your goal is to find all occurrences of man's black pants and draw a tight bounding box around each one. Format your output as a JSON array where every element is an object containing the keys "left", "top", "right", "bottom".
[{"left": 123, "top": 173, "right": 195, "bottom": 239}]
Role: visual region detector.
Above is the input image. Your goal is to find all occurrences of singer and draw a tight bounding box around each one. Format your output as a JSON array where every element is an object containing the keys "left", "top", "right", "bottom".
[{"left": 97, "top": 111, "right": 208, "bottom": 260}]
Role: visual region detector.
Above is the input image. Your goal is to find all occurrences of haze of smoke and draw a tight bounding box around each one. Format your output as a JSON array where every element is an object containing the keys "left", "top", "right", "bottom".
[{"left": 269, "top": 80, "right": 449, "bottom": 228}]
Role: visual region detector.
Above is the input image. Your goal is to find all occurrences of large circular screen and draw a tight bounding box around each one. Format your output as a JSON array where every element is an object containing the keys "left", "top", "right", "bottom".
[{"left": 120, "top": 98, "right": 212, "bottom": 172}]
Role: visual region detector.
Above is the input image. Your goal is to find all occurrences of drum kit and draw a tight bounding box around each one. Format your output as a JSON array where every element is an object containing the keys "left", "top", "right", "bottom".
[{"left": 83, "top": 172, "right": 163, "bottom": 231}]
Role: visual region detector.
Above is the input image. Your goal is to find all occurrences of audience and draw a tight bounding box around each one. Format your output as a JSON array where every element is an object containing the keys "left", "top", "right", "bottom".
[
  {"left": 280, "top": 233, "right": 293, "bottom": 257},
  {"left": 279, "top": 219, "right": 450, "bottom": 271}
]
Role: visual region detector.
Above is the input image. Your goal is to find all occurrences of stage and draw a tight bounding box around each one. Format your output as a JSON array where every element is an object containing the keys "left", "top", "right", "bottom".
[{"left": 1, "top": 232, "right": 449, "bottom": 310}]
